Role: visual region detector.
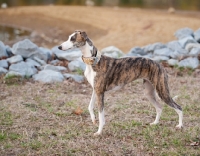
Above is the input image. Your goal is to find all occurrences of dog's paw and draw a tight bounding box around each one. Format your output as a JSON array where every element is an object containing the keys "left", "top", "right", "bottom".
[
  {"left": 150, "top": 122, "right": 158, "bottom": 125},
  {"left": 93, "top": 132, "right": 101, "bottom": 136},
  {"left": 92, "top": 120, "right": 97, "bottom": 125},
  {"left": 175, "top": 124, "right": 183, "bottom": 129}
]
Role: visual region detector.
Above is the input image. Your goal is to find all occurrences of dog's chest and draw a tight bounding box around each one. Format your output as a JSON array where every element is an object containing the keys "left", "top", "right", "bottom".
[{"left": 84, "top": 65, "right": 96, "bottom": 88}]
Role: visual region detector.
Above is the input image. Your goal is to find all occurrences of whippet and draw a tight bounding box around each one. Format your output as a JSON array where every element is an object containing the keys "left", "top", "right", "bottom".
[{"left": 58, "top": 30, "right": 183, "bottom": 136}]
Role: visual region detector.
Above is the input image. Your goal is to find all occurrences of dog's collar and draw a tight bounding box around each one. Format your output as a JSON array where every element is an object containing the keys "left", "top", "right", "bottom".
[{"left": 82, "top": 51, "right": 101, "bottom": 66}]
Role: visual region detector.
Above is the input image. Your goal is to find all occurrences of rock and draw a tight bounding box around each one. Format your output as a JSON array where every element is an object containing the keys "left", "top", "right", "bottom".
[
  {"left": 0, "top": 41, "right": 8, "bottom": 58},
  {"left": 7, "top": 55, "right": 23, "bottom": 64},
  {"left": 153, "top": 48, "right": 173, "bottom": 57},
  {"left": 5, "top": 71, "right": 24, "bottom": 78},
  {"left": 39, "top": 47, "right": 52, "bottom": 61},
  {"left": 178, "top": 36, "right": 197, "bottom": 48},
  {"left": 50, "top": 59, "right": 60, "bottom": 65},
  {"left": 174, "top": 27, "right": 194, "bottom": 39},
  {"left": 142, "top": 53, "right": 153, "bottom": 59},
  {"left": 169, "top": 50, "right": 186, "bottom": 59},
  {"left": 52, "top": 46, "right": 82, "bottom": 61},
  {"left": 178, "top": 57, "right": 199, "bottom": 69},
  {"left": 185, "top": 43, "right": 200, "bottom": 52},
  {"left": 152, "top": 56, "right": 169, "bottom": 62},
  {"left": 194, "top": 28, "right": 200, "bottom": 42},
  {"left": 64, "top": 73, "right": 85, "bottom": 83},
  {"left": 167, "top": 59, "right": 178, "bottom": 66},
  {"left": 143, "top": 42, "right": 166, "bottom": 53},
  {"left": 127, "top": 47, "right": 147, "bottom": 56},
  {"left": 26, "top": 58, "right": 41, "bottom": 67},
  {"left": 9, "top": 62, "right": 37, "bottom": 78},
  {"left": 0, "top": 60, "right": 8, "bottom": 68},
  {"left": 32, "top": 57, "right": 46, "bottom": 66},
  {"left": 0, "top": 67, "right": 8, "bottom": 75},
  {"left": 167, "top": 40, "right": 183, "bottom": 51},
  {"left": 101, "top": 46, "right": 124, "bottom": 58},
  {"left": 43, "top": 64, "right": 67, "bottom": 72},
  {"left": 125, "top": 53, "right": 141, "bottom": 57},
  {"left": 5, "top": 45, "right": 13, "bottom": 57},
  {"left": 189, "top": 48, "right": 200, "bottom": 57},
  {"left": 33, "top": 70, "right": 64, "bottom": 83},
  {"left": 12, "top": 39, "right": 49, "bottom": 61},
  {"left": 68, "top": 60, "right": 86, "bottom": 72}
]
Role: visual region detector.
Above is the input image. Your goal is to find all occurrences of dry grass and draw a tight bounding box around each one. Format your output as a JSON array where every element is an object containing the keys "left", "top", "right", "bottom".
[{"left": 0, "top": 73, "right": 200, "bottom": 156}]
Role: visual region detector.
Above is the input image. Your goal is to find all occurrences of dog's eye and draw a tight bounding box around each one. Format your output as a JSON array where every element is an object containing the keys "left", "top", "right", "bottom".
[{"left": 70, "top": 35, "right": 76, "bottom": 42}]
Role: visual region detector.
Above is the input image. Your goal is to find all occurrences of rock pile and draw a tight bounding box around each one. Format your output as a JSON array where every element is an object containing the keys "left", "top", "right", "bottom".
[{"left": 0, "top": 27, "right": 200, "bottom": 83}]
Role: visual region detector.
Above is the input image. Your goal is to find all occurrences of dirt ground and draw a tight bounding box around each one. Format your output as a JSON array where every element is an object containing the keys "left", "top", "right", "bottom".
[{"left": 0, "top": 6, "right": 200, "bottom": 52}]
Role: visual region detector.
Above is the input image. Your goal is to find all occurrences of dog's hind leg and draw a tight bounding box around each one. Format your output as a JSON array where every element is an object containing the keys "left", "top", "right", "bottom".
[
  {"left": 88, "top": 90, "right": 96, "bottom": 124},
  {"left": 143, "top": 79, "right": 163, "bottom": 125},
  {"left": 94, "top": 93, "right": 105, "bottom": 136}
]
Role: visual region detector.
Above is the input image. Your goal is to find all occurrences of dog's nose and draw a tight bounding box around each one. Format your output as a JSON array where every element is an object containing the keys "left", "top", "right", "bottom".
[{"left": 58, "top": 45, "right": 62, "bottom": 50}]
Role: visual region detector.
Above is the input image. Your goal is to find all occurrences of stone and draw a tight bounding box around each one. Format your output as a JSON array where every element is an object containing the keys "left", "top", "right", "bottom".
[
  {"left": 43, "top": 64, "right": 67, "bottom": 72},
  {"left": 39, "top": 47, "right": 52, "bottom": 61},
  {"left": 143, "top": 42, "right": 166, "bottom": 53},
  {"left": 189, "top": 48, "right": 200, "bottom": 57},
  {"left": 194, "top": 28, "right": 200, "bottom": 42},
  {"left": 153, "top": 48, "right": 173, "bottom": 57},
  {"left": 101, "top": 46, "right": 124, "bottom": 58},
  {"left": 33, "top": 70, "right": 64, "bottom": 83},
  {"left": 0, "top": 67, "right": 8, "bottom": 75},
  {"left": 185, "top": 43, "right": 200, "bottom": 52},
  {"left": 26, "top": 58, "right": 41, "bottom": 67},
  {"left": 167, "top": 59, "right": 178, "bottom": 66},
  {"left": 5, "top": 45, "right": 13, "bottom": 57},
  {"left": 68, "top": 60, "right": 86, "bottom": 72},
  {"left": 152, "top": 56, "right": 169, "bottom": 62},
  {"left": 50, "top": 59, "right": 60, "bottom": 65},
  {"left": 174, "top": 27, "right": 194, "bottom": 39},
  {"left": 0, "top": 41, "right": 8, "bottom": 58},
  {"left": 64, "top": 73, "right": 85, "bottom": 83},
  {"left": 0, "top": 60, "right": 8, "bottom": 68},
  {"left": 12, "top": 39, "right": 49, "bottom": 61},
  {"left": 5, "top": 71, "right": 24, "bottom": 78},
  {"left": 127, "top": 47, "right": 147, "bottom": 56},
  {"left": 178, "top": 36, "right": 197, "bottom": 48},
  {"left": 142, "top": 53, "right": 153, "bottom": 59},
  {"left": 7, "top": 55, "right": 23, "bottom": 64},
  {"left": 167, "top": 40, "right": 183, "bottom": 51},
  {"left": 169, "top": 50, "right": 186, "bottom": 59},
  {"left": 9, "top": 62, "right": 37, "bottom": 77},
  {"left": 52, "top": 46, "right": 82, "bottom": 61},
  {"left": 178, "top": 57, "right": 199, "bottom": 69},
  {"left": 32, "top": 57, "right": 46, "bottom": 66}
]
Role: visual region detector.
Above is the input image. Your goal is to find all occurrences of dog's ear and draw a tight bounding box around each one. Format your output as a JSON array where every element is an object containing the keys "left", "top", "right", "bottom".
[{"left": 80, "top": 31, "right": 88, "bottom": 41}]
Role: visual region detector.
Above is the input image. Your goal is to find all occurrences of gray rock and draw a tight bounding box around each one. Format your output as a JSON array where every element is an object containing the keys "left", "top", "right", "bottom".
[
  {"left": 26, "top": 58, "right": 41, "bottom": 67},
  {"left": 43, "top": 64, "right": 67, "bottom": 72},
  {"left": 153, "top": 48, "right": 173, "bottom": 57},
  {"left": 0, "top": 60, "right": 8, "bottom": 68},
  {"left": 50, "top": 59, "right": 60, "bottom": 65},
  {"left": 178, "top": 36, "right": 197, "bottom": 48},
  {"left": 167, "top": 40, "right": 183, "bottom": 51},
  {"left": 68, "top": 60, "right": 86, "bottom": 72},
  {"left": 167, "top": 59, "right": 178, "bottom": 66},
  {"left": 185, "top": 43, "right": 200, "bottom": 52},
  {"left": 101, "top": 46, "right": 124, "bottom": 58},
  {"left": 52, "top": 46, "right": 82, "bottom": 61},
  {"left": 33, "top": 70, "right": 64, "bottom": 83},
  {"left": 127, "top": 47, "right": 147, "bottom": 56},
  {"left": 174, "top": 27, "right": 194, "bottom": 39},
  {"left": 169, "top": 50, "right": 186, "bottom": 59},
  {"left": 0, "top": 67, "right": 8, "bottom": 75},
  {"left": 178, "top": 57, "right": 199, "bottom": 69},
  {"left": 5, "top": 45, "right": 13, "bottom": 57},
  {"left": 9, "top": 62, "right": 37, "bottom": 77},
  {"left": 189, "top": 48, "right": 200, "bottom": 57},
  {"left": 143, "top": 42, "right": 166, "bottom": 53},
  {"left": 39, "top": 47, "right": 52, "bottom": 61},
  {"left": 7, "top": 55, "right": 23, "bottom": 64},
  {"left": 0, "top": 41, "right": 8, "bottom": 58},
  {"left": 142, "top": 53, "right": 153, "bottom": 59},
  {"left": 194, "top": 28, "right": 200, "bottom": 42},
  {"left": 12, "top": 39, "right": 48, "bottom": 61},
  {"left": 125, "top": 53, "right": 141, "bottom": 57},
  {"left": 64, "top": 73, "right": 85, "bottom": 83},
  {"left": 32, "top": 57, "right": 46, "bottom": 66},
  {"left": 152, "top": 56, "right": 169, "bottom": 62},
  {"left": 5, "top": 71, "right": 24, "bottom": 78}
]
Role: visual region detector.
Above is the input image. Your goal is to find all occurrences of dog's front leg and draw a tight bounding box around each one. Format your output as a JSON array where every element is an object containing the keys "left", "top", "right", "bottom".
[
  {"left": 88, "top": 90, "right": 96, "bottom": 125},
  {"left": 94, "top": 93, "right": 105, "bottom": 136}
]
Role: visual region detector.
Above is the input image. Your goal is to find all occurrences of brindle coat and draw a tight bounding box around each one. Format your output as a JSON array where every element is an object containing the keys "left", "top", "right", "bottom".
[{"left": 58, "top": 30, "right": 183, "bottom": 136}]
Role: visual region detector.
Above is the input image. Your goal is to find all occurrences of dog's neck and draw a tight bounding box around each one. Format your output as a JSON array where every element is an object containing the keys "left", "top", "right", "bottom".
[{"left": 80, "top": 39, "right": 98, "bottom": 57}]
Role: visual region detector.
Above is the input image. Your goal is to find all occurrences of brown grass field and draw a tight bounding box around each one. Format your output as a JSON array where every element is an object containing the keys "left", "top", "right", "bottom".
[{"left": 0, "top": 6, "right": 200, "bottom": 156}]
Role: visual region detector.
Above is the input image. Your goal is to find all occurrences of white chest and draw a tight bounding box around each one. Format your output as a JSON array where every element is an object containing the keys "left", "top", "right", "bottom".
[{"left": 84, "top": 65, "right": 96, "bottom": 88}]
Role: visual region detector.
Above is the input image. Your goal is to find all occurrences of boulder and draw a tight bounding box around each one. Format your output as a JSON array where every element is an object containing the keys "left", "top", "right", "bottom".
[
  {"left": 32, "top": 57, "right": 46, "bottom": 66},
  {"left": 12, "top": 39, "right": 49, "bottom": 61},
  {"left": 26, "top": 58, "right": 41, "bottom": 67},
  {"left": 33, "top": 70, "right": 64, "bottom": 83},
  {"left": 185, "top": 43, "right": 200, "bottom": 52},
  {"left": 0, "top": 41, "right": 8, "bottom": 58},
  {"left": 169, "top": 50, "right": 186, "bottom": 59},
  {"left": 127, "top": 47, "right": 147, "bottom": 56},
  {"left": 50, "top": 59, "right": 60, "bottom": 65},
  {"left": 167, "top": 59, "right": 178, "bottom": 66},
  {"left": 43, "top": 64, "right": 67, "bottom": 72},
  {"left": 167, "top": 40, "right": 183, "bottom": 51},
  {"left": 0, "top": 67, "right": 8, "bottom": 75},
  {"left": 189, "top": 48, "right": 200, "bottom": 57},
  {"left": 178, "top": 57, "right": 199, "bottom": 69},
  {"left": 7, "top": 55, "right": 23, "bottom": 64},
  {"left": 39, "top": 47, "right": 52, "bottom": 61},
  {"left": 0, "top": 60, "right": 8, "bottom": 68},
  {"left": 68, "top": 60, "right": 86, "bottom": 72},
  {"left": 178, "top": 36, "right": 197, "bottom": 48},
  {"left": 5, "top": 45, "right": 13, "bottom": 57},
  {"left": 143, "top": 42, "right": 166, "bottom": 53},
  {"left": 153, "top": 48, "right": 173, "bottom": 57},
  {"left": 194, "top": 28, "right": 200, "bottom": 42},
  {"left": 5, "top": 71, "right": 24, "bottom": 78},
  {"left": 101, "top": 46, "right": 124, "bottom": 58},
  {"left": 64, "top": 73, "right": 85, "bottom": 83},
  {"left": 152, "top": 56, "right": 169, "bottom": 62},
  {"left": 52, "top": 46, "right": 82, "bottom": 61},
  {"left": 9, "top": 62, "right": 37, "bottom": 77},
  {"left": 174, "top": 27, "right": 194, "bottom": 39}
]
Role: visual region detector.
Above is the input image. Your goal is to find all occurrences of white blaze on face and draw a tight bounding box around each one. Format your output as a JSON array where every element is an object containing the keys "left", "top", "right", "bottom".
[{"left": 60, "top": 33, "right": 75, "bottom": 50}]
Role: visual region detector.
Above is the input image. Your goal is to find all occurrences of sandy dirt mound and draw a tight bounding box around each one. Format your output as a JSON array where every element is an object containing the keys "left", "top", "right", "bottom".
[{"left": 0, "top": 6, "right": 200, "bottom": 52}]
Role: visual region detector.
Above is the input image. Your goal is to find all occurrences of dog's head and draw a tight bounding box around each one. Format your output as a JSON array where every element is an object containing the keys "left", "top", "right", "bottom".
[{"left": 58, "top": 30, "right": 89, "bottom": 51}]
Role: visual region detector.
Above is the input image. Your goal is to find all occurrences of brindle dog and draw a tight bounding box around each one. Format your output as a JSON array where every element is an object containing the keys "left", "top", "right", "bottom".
[{"left": 58, "top": 30, "right": 183, "bottom": 136}]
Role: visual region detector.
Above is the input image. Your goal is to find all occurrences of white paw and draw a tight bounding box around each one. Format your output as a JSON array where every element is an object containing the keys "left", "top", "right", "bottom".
[
  {"left": 176, "top": 124, "right": 183, "bottom": 129},
  {"left": 150, "top": 122, "right": 158, "bottom": 125},
  {"left": 94, "top": 132, "right": 101, "bottom": 136}
]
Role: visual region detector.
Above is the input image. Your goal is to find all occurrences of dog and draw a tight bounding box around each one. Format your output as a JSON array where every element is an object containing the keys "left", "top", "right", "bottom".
[{"left": 58, "top": 30, "right": 183, "bottom": 136}]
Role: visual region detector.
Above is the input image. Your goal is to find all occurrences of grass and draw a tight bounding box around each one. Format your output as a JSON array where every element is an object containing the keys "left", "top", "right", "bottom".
[{"left": 0, "top": 75, "right": 200, "bottom": 155}]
